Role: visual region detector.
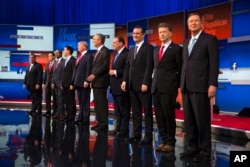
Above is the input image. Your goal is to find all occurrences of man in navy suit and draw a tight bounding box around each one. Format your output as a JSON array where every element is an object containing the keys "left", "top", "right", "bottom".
[
  {"left": 152, "top": 23, "right": 182, "bottom": 152},
  {"left": 52, "top": 50, "right": 65, "bottom": 120},
  {"left": 42, "top": 52, "right": 57, "bottom": 117},
  {"left": 62, "top": 46, "right": 76, "bottom": 122},
  {"left": 180, "top": 13, "right": 219, "bottom": 161},
  {"left": 121, "top": 26, "right": 154, "bottom": 144},
  {"left": 23, "top": 54, "right": 43, "bottom": 115},
  {"left": 72, "top": 41, "right": 93, "bottom": 125},
  {"left": 109, "top": 36, "right": 130, "bottom": 138}
]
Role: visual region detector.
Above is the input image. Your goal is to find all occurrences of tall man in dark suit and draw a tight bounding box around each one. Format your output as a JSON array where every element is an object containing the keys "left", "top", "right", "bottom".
[
  {"left": 52, "top": 50, "right": 65, "bottom": 120},
  {"left": 152, "top": 23, "right": 182, "bottom": 152},
  {"left": 62, "top": 46, "right": 76, "bottom": 122},
  {"left": 109, "top": 36, "right": 130, "bottom": 138},
  {"left": 87, "top": 33, "right": 110, "bottom": 133},
  {"left": 180, "top": 13, "right": 219, "bottom": 161},
  {"left": 42, "top": 52, "right": 57, "bottom": 117},
  {"left": 121, "top": 26, "right": 154, "bottom": 144},
  {"left": 23, "top": 54, "right": 43, "bottom": 115},
  {"left": 72, "top": 41, "right": 93, "bottom": 125}
]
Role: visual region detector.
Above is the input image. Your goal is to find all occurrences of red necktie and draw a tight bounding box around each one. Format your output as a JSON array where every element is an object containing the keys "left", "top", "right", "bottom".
[
  {"left": 76, "top": 54, "right": 82, "bottom": 65},
  {"left": 48, "top": 62, "right": 53, "bottom": 72},
  {"left": 158, "top": 45, "right": 165, "bottom": 61}
]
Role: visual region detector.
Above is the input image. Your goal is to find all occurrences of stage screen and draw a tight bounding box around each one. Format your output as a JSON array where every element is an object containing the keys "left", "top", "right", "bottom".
[
  {"left": 0, "top": 25, "right": 53, "bottom": 51},
  {"left": 54, "top": 23, "right": 115, "bottom": 51}
]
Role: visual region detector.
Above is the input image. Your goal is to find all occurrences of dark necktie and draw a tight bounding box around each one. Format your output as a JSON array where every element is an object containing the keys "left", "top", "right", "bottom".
[{"left": 134, "top": 46, "right": 138, "bottom": 60}]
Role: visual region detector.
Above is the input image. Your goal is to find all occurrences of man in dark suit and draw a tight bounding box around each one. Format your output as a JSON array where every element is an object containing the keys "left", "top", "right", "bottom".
[
  {"left": 23, "top": 54, "right": 43, "bottom": 115},
  {"left": 152, "top": 23, "right": 182, "bottom": 152},
  {"left": 87, "top": 33, "right": 110, "bottom": 133},
  {"left": 72, "top": 41, "right": 93, "bottom": 125},
  {"left": 109, "top": 36, "right": 130, "bottom": 138},
  {"left": 52, "top": 50, "right": 65, "bottom": 120},
  {"left": 42, "top": 52, "right": 57, "bottom": 117},
  {"left": 121, "top": 26, "right": 154, "bottom": 144},
  {"left": 180, "top": 13, "right": 219, "bottom": 161},
  {"left": 62, "top": 46, "right": 76, "bottom": 122}
]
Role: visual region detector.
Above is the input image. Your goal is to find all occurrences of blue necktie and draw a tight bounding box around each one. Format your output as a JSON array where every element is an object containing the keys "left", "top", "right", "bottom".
[
  {"left": 188, "top": 38, "right": 196, "bottom": 56},
  {"left": 113, "top": 52, "right": 119, "bottom": 64}
]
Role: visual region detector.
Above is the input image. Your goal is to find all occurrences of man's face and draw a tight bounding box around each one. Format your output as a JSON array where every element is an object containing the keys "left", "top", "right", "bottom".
[
  {"left": 92, "top": 35, "right": 101, "bottom": 48},
  {"left": 158, "top": 27, "right": 172, "bottom": 43},
  {"left": 78, "top": 42, "right": 87, "bottom": 52},
  {"left": 48, "top": 53, "right": 54, "bottom": 62},
  {"left": 55, "top": 50, "right": 62, "bottom": 59},
  {"left": 63, "top": 47, "right": 70, "bottom": 56},
  {"left": 187, "top": 15, "right": 202, "bottom": 33},
  {"left": 132, "top": 28, "right": 144, "bottom": 43},
  {"left": 112, "top": 38, "right": 122, "bottom": 51},
  {"left": 29, "top": 54, "right": 35, "bottom": 64}
]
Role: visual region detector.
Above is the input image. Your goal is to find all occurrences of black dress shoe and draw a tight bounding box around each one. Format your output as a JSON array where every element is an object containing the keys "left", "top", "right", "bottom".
[
  {"left": 140, "top": 137, "right": 152, "bottom": 145},
  {"left": 192, "top": 154, "right": 211, "bottom": 162},
  {"left": 180, "top": 151, "right": 198, "bottom": 159},
  {"left": 43, "top": 112, "right": 51, "bottom": 117},
  {"left": 129, "top": 136, "right": 141, "bottom": 143}
]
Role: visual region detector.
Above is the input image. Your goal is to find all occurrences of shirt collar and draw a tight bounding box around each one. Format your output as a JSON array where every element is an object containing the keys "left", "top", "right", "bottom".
[
  {"left": 81, "top": 50, "right": 87, "bottom": 56},
  {"left": 136, "top": 40, "right": 144, "bottom": 48},
  {"left": 192, "top": 30, "right": 202, "bottom": 40},
  {"left": 161, "top": 40, "right": 172, "bottom": 49},
  {"left": 97, "top": 45, "right": 104, "bottom": 51},
  {"left": 117, "top": 47, "right": 125, "bottom": 54}
]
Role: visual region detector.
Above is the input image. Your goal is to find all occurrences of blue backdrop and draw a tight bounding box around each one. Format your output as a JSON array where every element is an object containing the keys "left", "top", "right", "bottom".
[{"left": 0, "top": 0, "right": 228, "bottom": 25}]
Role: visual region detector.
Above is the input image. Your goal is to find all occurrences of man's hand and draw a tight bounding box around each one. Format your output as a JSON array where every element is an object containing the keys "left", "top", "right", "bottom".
[
  {"left": 121, "top": 82, "right": 126, "bottom": 92},
  {"left": 141, "top": 84, "right": 148, "bottom": 92},
  {"left": 208, "top": 85, "right": 216, "bottom": 98},
  {"left": 70, "top": 85, "right": 74, "bottom": 90},
  {"left": 42, "top": 84, "right": 45, "bottom": 89},
  {"left": 87, "top": 74, "right": 95, "bottom": 82},
  {"left": 35, "top": 84, "right": 40, "bottom": 90},
  {"left": 83, "top": 82, "right": 89, "bottom": 88},
  {"left": 51, "top": 84, "right": 55, "bottom": 89},
  {"left": 109, "top": 70, "right": 116, "bottom": 76}
]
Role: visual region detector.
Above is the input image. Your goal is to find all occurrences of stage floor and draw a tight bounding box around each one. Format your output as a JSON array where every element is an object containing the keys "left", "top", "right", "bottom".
[{"left": 0, "top": 108, "right": 250, "bottom": 167}]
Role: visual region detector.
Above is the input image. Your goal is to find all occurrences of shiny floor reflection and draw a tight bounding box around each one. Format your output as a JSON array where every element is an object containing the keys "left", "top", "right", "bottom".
[{"left": 0, "top": 109, "right": 249, "bottom": 167}]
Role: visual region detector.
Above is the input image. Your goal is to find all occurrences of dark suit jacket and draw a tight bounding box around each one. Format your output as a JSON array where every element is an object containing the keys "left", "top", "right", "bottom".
[
  {"left": 110, "top": 48, "right": 129, "bottom": 95},
  {"left": 152, "top": 42, "right": 182, "bottom": 95},
  {"left": 180, "top": 32, "right": 219, "bottom": 93},
  {"left": 43, "top": 61, "right": 54, "bottom": 87},
  {"left": 73, "top": 52, "right": 93, "bottom": 87},
  {"left": 62, "top": 56, "right": 76, "bottom": 88},
  {"left": 123, "top": 42, "right": 154, "bottom": 91},
  {"left": 52, "top": 58, "right": 65, "bottom": 87},
  {"left": 91, "top": 46, "right": 110, "bottom": 88},
  {"left": 24, "top": 62, "right": 43, "bottom": 91}
]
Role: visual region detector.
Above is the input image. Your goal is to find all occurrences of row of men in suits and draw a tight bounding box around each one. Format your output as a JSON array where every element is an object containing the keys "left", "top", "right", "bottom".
[
  {"left": 119, "top": 12, "right": 218, "bottom": 162},
  {"left": 23, "top": 12, "right": 218, "bottom": 162}
]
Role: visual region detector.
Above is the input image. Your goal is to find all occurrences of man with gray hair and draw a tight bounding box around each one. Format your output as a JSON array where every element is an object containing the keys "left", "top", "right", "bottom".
[{"left": 72, "top": 41, "right": 93, "bottom": 125}]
